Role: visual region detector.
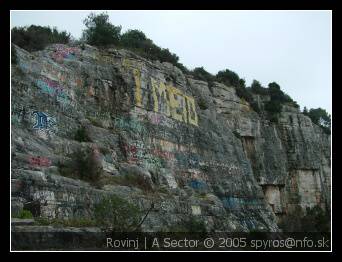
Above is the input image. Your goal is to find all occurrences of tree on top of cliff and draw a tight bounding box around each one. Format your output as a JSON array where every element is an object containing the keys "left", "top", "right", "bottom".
[
  {"left": 11, "top": 25, "right": 71, "bottom": 52},
  {"left": 82, "top": 12, "right": 122, "bottom": 47},
  {"left": 191, "top": 67, "right": 216, "bottom": 83},
  {"left": 251, "top": 80, "right": 268, "bottom": 95},
  {"left": 304, "top": 107, "right": 331, "bottom": 134},
  {"left": 216, "top": 69, "right": 242, "bottom": 87}
]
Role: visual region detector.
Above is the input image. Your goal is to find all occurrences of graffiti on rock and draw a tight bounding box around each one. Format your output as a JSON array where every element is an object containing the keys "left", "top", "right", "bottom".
[
  {"left": 114, "top": 116, "right": 146, "bottom": 134},
  {"left": 36, "top": 77, "right": 73, "bottom": 108},
  {"left": 189, "top": 180, "right": 207, "bottom": 190},
  {"left": 32, "top": 111, "right": 57, "bottom": 135},
  {"left": 28, "top": 156, "right": 52, "bottom": 167},
  {"left": 51, "top": 45, "right": 80, "bottom": 62},
  {"left": 221, "top": 197, "right": 262, "bottom": 209},
  {"left": 150, "top": 77, "right": 198, "bottom": 126}
]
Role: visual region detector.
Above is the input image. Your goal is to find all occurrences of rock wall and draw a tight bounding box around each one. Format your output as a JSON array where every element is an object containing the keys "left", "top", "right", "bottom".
[{"left": 11, "top": 44, "right": 331, "bottom": 232}]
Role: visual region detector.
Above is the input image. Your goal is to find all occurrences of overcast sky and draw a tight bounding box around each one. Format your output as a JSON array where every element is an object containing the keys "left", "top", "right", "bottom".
[{"left": 11, "top": 10, "right": 332, "bottom": 114}]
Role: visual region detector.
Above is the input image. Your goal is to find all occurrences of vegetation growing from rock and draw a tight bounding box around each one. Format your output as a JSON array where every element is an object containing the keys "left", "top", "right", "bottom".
[
  {"left": 191, "top": 67, "right": 215, "bottom": 84},
  {"left": 279, "top": 206, "right": 330, "bottom": 232},
  {"left": 167, "top": 217, "right": 207, "bottom": 232},
  {"left": 94, "top": 195, "right": 141, "bottom": 232},
  {"left": 35, "top": 217, "right": 96, "bottom": 227},
  {"left": 13, "top": 209, "right": 33, "bottom": 219},
  {"left": 198, "top": 97, "right": 208, "bottom": 110},
  {"left": 58, "top": 148, "right": 102, "bottom": 185},
  {"left": 74, "top": 126, "right": 91, "bottom": 142},
  {"left": 303, "top": 107, "right": 331, "bottom": 134},
  {"left": 11, "top": 44, "right": 17, "bottom": 64},
  {"left": 11, "top": 25, "right": 71, "bottom": 52}
]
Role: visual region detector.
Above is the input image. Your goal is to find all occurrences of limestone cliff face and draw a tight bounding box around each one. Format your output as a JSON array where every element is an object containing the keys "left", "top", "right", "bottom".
[{"left": 11, "top": 44, "right": 331, "bottom": 232}]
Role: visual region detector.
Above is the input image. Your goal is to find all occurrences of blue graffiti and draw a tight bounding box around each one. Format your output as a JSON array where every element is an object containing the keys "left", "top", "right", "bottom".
[
  {"left": 222, "top": 197, "right": 261, "bottom": 209},
  {"left": 32, "top": 111, "right": 48, "bottom": 129},
  {"left": 175, "top": 152, "right": 200, "bottom": 168},
  {"left": 189, "top": 180, "right": 207, "bottom": 190}
]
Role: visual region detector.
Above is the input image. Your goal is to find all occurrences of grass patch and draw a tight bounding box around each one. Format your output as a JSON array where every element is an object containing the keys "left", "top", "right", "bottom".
[
  {"left": 13, "top": 209, "right": 33, "bottom": 219},
  {"left": 35, "top": 217, "right": 96, "bottom": 227}
]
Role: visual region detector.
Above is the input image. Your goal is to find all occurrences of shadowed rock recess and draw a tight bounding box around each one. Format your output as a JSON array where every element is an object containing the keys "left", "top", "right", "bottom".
[{"left": 11, "top": 43, "right": 331, "bottom": 232}]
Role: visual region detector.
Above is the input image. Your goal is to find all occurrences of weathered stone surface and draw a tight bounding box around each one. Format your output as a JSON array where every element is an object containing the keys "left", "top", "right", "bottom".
[{"left": 11, "top": 43, "right": 330, "bottom": 232}]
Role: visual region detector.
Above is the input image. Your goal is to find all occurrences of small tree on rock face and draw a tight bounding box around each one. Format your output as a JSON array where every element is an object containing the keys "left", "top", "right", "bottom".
[
  {"left": 94, "top": 195, "right": 141, "bottom": 232},
  {"left": 82, "top": 12, "right": 121, "bottom": 47}
]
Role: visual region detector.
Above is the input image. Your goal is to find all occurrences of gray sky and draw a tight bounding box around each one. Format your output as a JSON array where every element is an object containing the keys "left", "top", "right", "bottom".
[{"left": 11, "top": 10, "right": 332, "bottom": 114}]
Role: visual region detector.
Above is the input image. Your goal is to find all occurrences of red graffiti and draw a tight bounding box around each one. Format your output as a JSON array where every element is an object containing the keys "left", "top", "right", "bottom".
[
  {"left": 28, "top": 156, "right": 51, "bottom": 167},
  {"left": 151, "top": 149, "right": 174, "bottom": 160}
]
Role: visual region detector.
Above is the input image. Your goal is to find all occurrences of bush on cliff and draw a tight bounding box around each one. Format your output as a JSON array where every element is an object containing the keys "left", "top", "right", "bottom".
[
  {"left": 251, "top": 80, "right": 268, "bottom": 95},
  {"left": 279, "top": 206, "right": 330, "bottom": 232},
  {"left": 82, "top": 12, "right": 121, "bottom": 47},
  {"left": 94, "top": 194, "right": 141, "bottom": 232},
  {"left": 304, "top": 107, "right": 331, "bottom": 135},
  {"left": 190, "top": 67, "right": 216, "bottom": 84},
  {"left": 11, "top": 25, "right": 71, "bottom": 52},
  {"left": 58, "top": 148, "right": 102, "bottom": 185},
  {"left": 11, "top": 44, "right": 17, "bottom": 64},
  {"left": 74, "top": 126, "right": 91, "bottom": 142}
]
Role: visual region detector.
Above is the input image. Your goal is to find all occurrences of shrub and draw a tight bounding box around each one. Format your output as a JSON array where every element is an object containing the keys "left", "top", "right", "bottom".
[
  {"left": 198, "top": 97, "right": 208, "bottom": 110},
  {"left": 11, "top": 44, "right": 17, "bottom": 64},
  {"left": 11, "top": 25, "right": 70, "bottom": 52},
  {"left": 279, "top": 206, "right": 330, "bottom": 232},
  {"left": 14, "top": 209, "right": 33, "bottom": 219},
  {"left": 305, "top": 108, "right": 331, "bottom": 134},
  {"left": 216, "top": 69, "right": 241, "bottom": 87},
  {"left": 168, "top": 217, "right": 207, "bottom": 232},
  {"left": 74, "top": 126, "right": 91, "bottom": 142},
  {"left": 94, "top": 195, "right": 141, "bottom": 232},
  {"left": 82, "top": 12, "right": 122, "bottom": 47},
  {"left": 35, "top": 217, "right": 96, "bottom": 227},
  {"left": 264, "top": 100, "right": 282, "bottom": 114},
  {"left": 250, "top": 101, "right": 261, "bottom": 113},
  {"left": 191, "top": 67, "right": 215, "bottom": 83},
  {"left": 58, "top": 148, "right": 102, "bottom": 185},
  {"left": 236, "top": 86, "right": 253, "bottom": 104},
  {"left": 251, "top": 80, "right": 268, "bottom": 95}
]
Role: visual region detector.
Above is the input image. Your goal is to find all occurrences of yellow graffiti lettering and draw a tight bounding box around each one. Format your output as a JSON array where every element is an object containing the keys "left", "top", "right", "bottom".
[
  {"left": 186, "top": 95, "right": 198, "bottom": 126},
  {"left": 168, "top": 86, "right": 187, "bottom": 122},
  {"left": 133, "top": 69, "right": 142, "bottom": 107},
  {"left": 151, "top": 79, "right": 170, "bottom": 116}
]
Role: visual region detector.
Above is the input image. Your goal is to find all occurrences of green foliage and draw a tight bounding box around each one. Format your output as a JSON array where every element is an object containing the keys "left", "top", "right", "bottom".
[
  {"left": 216, "top": 69, "right": 241, "bottom": 87},
  {"left": 268, "top": 82, "right": 293, "bottom": 103},
  {"left": 74, "top": 126, "right": 91, "bottom": 142},
  {"left": 82, "top": 12, "right": 122, "bottom": 47},
  {"left": 198, "top": 97, "right": 208, "bottom": 110},
  {"left": 11, "top": 25, "right": 70, "bottom": 52},
  {"left": 94, "top": 195, "right": 141, "bottom": 231},
  {"left": 35, "top": 217, "right": 96, "bottom": 227},
  {"left": 250, "top": 101, "right": 261, "bottom": 113},
  {"left": 11, "top": 44, "right": 17, "bottom": 64},
  {"left": 251, "top": 80, "right": 268, "bottom": 95},
  {"left": 14, "top": 209, "right": 33, "bottom": 219},
  {"left": 168, "top": 217, "right": 207, "bottom": 232},
  {"left": 305, "top": 107, "right": 331, "bottom": 134},
  {"left": 279, "top": 206, "right": 330, "bottom": 232},
  {"left": 58, "top": 148, "right": 102, "bottom": 185},
  {"left": 191, "top": 67, "right": 215, "bottom": 83},
  {"left": 264, "top": 100, "right": 282, "bottom": 114},
  {"left": 236, "top": 86, "right": 253, "bottom": 103}
]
